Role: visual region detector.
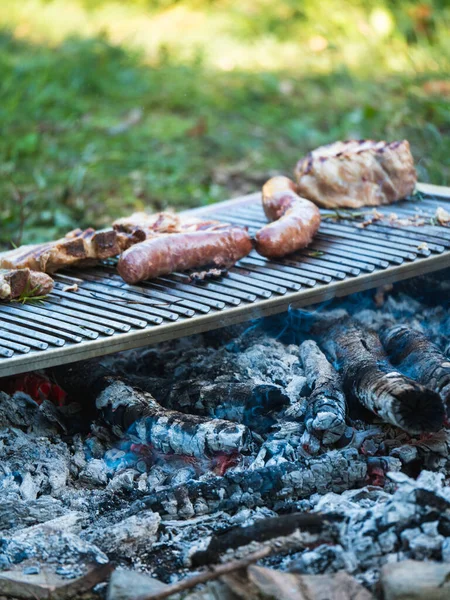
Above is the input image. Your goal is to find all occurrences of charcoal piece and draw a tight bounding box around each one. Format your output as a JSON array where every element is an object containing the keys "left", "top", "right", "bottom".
[
  {"left": 165, "top": 380, "right": 248, "bottom": 414},
  {"left": 51, "top": 360, "right": 113, "bottom": 412},
  {"left": 167, "top": 380, "right": 288, "bottom": 434},
  {"left": 96, "top": 378, "right": 153, "bottom": 436},
  {"left": 380, "top": 324, "right": 450, "bottom": 409},
  {"left": 317, "top": 316, "right": 445, "bottom": 434},
  {"left": 191, "top": 513, "right": 331, "bottom": 567},
  {"left": 130, "top": 449, "right": 367, "bottom": 518},
  {"left": 243, "top": 384, "right": 290, "bottom": 433},
  {"left": 96, "top": 380, "right": 250, "bottom": 458},
  {"left": 0, "top": 521, "right": 109, "bottom": 597},
  {"left": 287, "top": 340, "right": 346, "bottom": 445},
  {"left": 0, "top": 497, "right": 67, "bottom": 532},
  {"left": 85, "top": 511, "right": 160, "bottom": 559}
]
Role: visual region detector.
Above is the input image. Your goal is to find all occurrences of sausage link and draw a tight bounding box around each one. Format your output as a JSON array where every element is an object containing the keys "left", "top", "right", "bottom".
[
  {"left": 117, "top": 227, "right": 252, "bottom": 284},
  {"left": 255, "top": 176, "right": 321, "bottom": 258}
]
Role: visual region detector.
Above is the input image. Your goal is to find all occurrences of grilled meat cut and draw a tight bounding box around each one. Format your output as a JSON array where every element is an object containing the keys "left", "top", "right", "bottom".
[
  {"left": 0, "top": 228, "right": 139, "bottom": 274},
  {"left": 294, "top": 139, "right": 417, "bottom": 209},
  {"left": 0, "top": 269, "right": 54, "bottom": 301},
  {"left": 113, "top": 211, "right": 227, "bottom": 238},
  {"left": 113, "top": 211, "right": 183, "bottom": 235},
  {"left": 117, "top": 226, "right": 253, "bottom": 284},
  {"left": 255, "top": 176, "right": 321, "bottom": 258}
]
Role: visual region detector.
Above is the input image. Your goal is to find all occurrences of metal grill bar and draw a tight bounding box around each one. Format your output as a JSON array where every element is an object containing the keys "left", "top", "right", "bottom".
[{"left": 0, "top": 181, "right": 449, "bottom": 377}]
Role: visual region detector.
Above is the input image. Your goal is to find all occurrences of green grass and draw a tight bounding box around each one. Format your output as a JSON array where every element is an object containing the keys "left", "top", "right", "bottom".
[{"left": 0, "top": 2, "right": 449, "bottom": 248}]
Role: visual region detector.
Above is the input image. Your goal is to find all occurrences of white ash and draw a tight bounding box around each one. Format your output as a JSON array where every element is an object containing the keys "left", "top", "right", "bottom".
[
  {"left": 282, "top": 469, "right": 450, "bottom": 591},
  {"left": 0, "top": 279, "right": 449, "bottom": 595}
]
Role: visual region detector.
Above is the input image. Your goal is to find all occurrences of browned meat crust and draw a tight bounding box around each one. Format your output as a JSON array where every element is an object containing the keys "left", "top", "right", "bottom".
[
  {"left": 113, "top": 211, "right": 182, "bottom": 235},
  {"left": 0, "top": 228, "right": 138, "bottom": 274},
  {"left": 254, "top": 176, "right": 321, "bottom": 258},
  {"left": 117, "top": 227, "right": 253, "bottom": 284},
  {"left": 113, "top": 211, "right": 227, "bottom": 238},
  {"left": 294, "top": 139, "right": 417, "bottom": 208},
  {"left": 0, "top": 268, "right": 54, "bottom": 301}
]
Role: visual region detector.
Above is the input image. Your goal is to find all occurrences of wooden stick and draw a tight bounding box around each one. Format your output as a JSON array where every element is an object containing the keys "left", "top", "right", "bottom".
[{"left": 141, "top": 547, "right": 271, "bottom": 600}]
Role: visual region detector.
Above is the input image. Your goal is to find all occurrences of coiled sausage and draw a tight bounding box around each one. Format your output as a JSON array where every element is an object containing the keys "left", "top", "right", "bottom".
[{"left": 255, "top": 176, "right": 321, "bottom": 258}]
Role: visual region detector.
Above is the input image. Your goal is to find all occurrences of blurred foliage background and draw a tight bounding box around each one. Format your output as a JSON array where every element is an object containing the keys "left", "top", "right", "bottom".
[{"left": 0, "top": 0, "right": 449, "bottom": 246}]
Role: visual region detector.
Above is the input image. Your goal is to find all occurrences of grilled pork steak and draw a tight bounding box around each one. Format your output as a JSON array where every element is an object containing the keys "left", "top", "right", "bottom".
[
  {"left": 113, "top": 211, "right": 228, "bottom": 238},
  {"left": 294, "top": 139, "right": 417, "bottom": 208},
  {"left": 0, "top": 268, "right": 54, "bottom": 301}
]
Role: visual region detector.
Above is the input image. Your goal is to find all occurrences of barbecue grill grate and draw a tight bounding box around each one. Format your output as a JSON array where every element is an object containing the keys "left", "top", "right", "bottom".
[{"left": 1, "top": 182, "right": 449, "bottom": 377}]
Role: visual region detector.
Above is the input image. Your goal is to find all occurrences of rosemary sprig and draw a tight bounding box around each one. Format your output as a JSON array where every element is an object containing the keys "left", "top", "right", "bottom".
[
  {"left": 10, "top": 283, "right": 48, "bottom": 305},
  {"left": 322, "top": 210, "right": 367, "bottom": 221}
]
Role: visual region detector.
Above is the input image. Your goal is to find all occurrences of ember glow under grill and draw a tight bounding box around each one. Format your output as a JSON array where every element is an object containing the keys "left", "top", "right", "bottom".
[{"left": 0, "top": 182, "right": 449, "bottom": 377}]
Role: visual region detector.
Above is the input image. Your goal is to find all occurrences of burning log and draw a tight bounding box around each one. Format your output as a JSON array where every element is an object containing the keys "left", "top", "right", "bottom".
[
  {"left": 317, "top": 316, "right": 445, "bottom": 435},
  {"left": 129, "top": 448, "right": 368, "bottom": 519},
  {"left": 380, "top": 325, "right": 450, "bottom": 411},
  {"left": 286, "top": 340, "right": 346, "bottom": 446},
  {"left": 96, "top": 380, "right": 250, "bottom": 459}
]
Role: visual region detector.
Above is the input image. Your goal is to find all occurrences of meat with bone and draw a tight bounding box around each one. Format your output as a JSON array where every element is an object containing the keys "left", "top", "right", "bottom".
[
  {"left": 286, "top": 340, "right": 347, "bottom": 446},
  {"left": 113, "top": 211, "right": 183, "bottom": 234},
  {"left": 117, "top": 226, "right": 253, "bottom": 284},
  {"left": 96, "top": 379, "right": 250, "bottom": 459},
  {"left": 254, "top": 176, "right": 321, "bottom": 258},
  {"left": 0, "top": 268, "right": 54, "bottom": 301},
  {"left": 294, "top": 139, "right": 417, "bottom": 208},
  {"left": 380, "top": 324, "right": 450, "bottom": 411},
  {"left": 316, "top": 315, "right": 445, "bottom": 434},
  {"left": 113, "top": 211, "right": 226, "bottom": 237},
  {"left": 0, "top": 228, "right": 139, "bottom": 274}
]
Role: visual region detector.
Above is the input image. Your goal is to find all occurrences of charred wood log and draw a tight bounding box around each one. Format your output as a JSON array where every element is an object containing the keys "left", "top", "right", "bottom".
[
  {"left": 166, "top": 380, "right": 289, "bottom": 433},
  {"left": 191, "top": 512, "right": 334, "bottom": 567},
  {"left": 316, "top": 316, "right": 445, "bottom": 434},
  {"left": 96, "top": 380, "right": 250, "bottom": 458},
  {"left": 51, "top": 361, "right": 287, "bottom": 434},
  {"left": 128, "top": 448, "right": 367, "bottom": 519},
  {"left": 286, "top": 340, "right": 346, "bottom": 446},
  {"left": 380, "top": 325, "right": 450, "bottom": 411}
]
